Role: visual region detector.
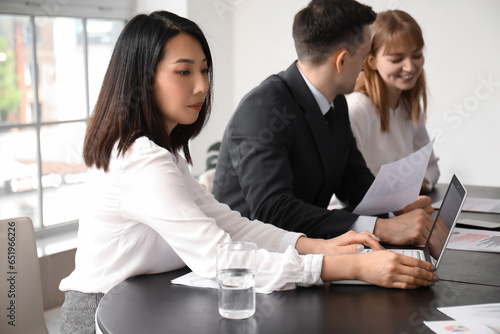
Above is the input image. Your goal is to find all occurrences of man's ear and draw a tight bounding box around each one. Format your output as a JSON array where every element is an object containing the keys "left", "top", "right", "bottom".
[
  {"left": 367, "top": 54, "right": 377, "bottom": 70},
  {"left": 332, "top": 49, "right": 348, "bottom": 73}
]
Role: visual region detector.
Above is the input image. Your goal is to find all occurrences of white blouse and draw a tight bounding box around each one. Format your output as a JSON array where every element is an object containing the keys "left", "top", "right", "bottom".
[
  {"left": 59, "top": 137, "right": 323, "bottom": 294},
  {"left": 347, "top": 92, "right": 440, "bottom": 192}
]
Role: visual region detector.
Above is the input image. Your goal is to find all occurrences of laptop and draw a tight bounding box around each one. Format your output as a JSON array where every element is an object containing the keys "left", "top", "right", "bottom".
[{"left": 333, "top": 174, "right": 467, "bottom": 284}]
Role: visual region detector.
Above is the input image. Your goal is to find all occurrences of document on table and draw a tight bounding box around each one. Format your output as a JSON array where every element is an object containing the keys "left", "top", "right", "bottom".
[
  {"left": 433, "top": 197, "right": 500, "bottom": 214},
  {"left": 171, "top": 272, "right": 272, "bottom": 294},
  {"left": 171, "top": 271, "right": 219, "bottom": 290},
  {"left": 424, "top": 319, "right": 500, "bottom": 334},
  {"left": 353, "top": 139, "right": 434, "bottom": 216},
  {"left": 424, "top": 303, "right": 500, "bottom": 334},
  {"left": 447, "top": 227, "right": 500, "bottom": 253},
  {"left": 456, "top": 218, "right": 500, "bottom": 229},
  {"left": 438, "top": 303, "right": 500, "bottom": 320}
]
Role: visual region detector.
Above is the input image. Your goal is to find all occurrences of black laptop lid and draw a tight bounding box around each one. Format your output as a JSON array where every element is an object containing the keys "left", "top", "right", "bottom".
[{"left": 424, "top": 175, "right": 467, "bottom": 267}]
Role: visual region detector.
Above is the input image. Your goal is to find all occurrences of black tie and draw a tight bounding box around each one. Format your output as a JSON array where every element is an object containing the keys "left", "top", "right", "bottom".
[{"left": 324, "top": 106, "right": 334, "bottom": 125}]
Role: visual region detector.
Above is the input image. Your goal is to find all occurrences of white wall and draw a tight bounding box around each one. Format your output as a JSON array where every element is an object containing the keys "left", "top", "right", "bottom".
[
  {"left": 186, "top": 1, "right": 235, "bottom": 176},
  {"left": 187, "top": 0, "right": 500, "bottom": 186},
  {"left": 135, "top": 0, "right": 187, "bottom": 17}
]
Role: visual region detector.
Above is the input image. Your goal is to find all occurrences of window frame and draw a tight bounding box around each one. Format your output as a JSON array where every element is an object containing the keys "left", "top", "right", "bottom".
[{"left": 0, "top": 12, "right": 127, "bottom": 239}]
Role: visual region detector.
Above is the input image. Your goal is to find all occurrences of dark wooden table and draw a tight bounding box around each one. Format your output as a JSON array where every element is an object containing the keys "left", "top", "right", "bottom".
[{"left": 97, "top": 184, "right": 500, "bottom": 334}]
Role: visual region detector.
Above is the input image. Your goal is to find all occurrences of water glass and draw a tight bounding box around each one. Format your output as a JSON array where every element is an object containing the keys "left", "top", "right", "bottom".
[{"left": 216, "top": 242, "right": 257, "bottom": 319}]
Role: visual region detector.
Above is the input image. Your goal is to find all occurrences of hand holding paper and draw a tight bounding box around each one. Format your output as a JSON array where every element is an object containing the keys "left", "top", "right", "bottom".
[{"left": 354, "top": 139, "right": 435, "bottom": 216}]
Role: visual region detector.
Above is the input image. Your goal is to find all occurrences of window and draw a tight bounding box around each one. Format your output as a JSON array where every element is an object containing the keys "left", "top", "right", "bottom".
[{"left": 0, "top": 14, "right": 125, "bottom": 232}]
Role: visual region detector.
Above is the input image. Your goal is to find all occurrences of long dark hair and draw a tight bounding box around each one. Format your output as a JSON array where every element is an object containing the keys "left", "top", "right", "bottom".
[{"left": 83, "top": 11, "right": 213, "bottom": 171}]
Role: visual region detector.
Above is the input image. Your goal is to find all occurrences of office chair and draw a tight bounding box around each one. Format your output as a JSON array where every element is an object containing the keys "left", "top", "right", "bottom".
[{"left": 0, "top": 217, "right": 49, "bottom": 334}]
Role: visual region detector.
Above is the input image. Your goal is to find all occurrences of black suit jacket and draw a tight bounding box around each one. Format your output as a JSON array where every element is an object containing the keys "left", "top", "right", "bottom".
[{"left": 213, "top": 62, "right": 375, "bottom": 238}]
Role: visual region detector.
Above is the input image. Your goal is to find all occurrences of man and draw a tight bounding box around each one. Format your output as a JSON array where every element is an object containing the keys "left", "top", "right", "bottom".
[{"left": 213, "top": 0, "right": 434, "bottom": 245}]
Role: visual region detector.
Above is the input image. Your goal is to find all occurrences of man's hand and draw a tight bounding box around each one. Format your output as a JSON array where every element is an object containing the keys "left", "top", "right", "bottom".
[
  {"left": 374, "top": 209, "right": 434, "bottom": 245},
  {"left": 394, "top": 195, "right": 434, "bottom": 215},
  {"left": 420, "top": 178, "right": 432, "bottom": 194}
]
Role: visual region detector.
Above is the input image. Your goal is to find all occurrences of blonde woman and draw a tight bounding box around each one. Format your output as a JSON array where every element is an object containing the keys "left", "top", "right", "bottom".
[{"left": 348, "top": 10, "right": 439, "bottom": 194}]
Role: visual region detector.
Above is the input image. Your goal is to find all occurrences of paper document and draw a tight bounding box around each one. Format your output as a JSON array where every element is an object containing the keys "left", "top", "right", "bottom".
[
  {"left": 425, "top": 303, "right": 500, "bottom": 334},
  {"left": 457, "top": 218, "right": 500, "bottom": 229},
  {"left": 433, "top": 197, "right": 500, "bottom": 214},
  {"left": 353, "top": 139, "right": 434, "bottom": 215},
  {"left": 424, "top": 319, "right": 500, "bottom": 334},
  {"left": 438, "top": 303, "right": 500, "bottom": 320},
  {"left": 171, "top": 271, "right": 219, "bottom": 290},
  {"left": 171, "top": 272, "right": 272, "bottom": 294},
  {"left": 447, "top": 227, "right": 500, "bottom": 253}
]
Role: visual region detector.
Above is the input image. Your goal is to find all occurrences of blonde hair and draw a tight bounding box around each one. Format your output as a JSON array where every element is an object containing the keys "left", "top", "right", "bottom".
[{"left": 355, "top": 10, "right": 427, "bottom": 132}]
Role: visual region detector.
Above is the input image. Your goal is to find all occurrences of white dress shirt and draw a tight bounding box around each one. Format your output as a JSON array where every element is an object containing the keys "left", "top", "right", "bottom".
[
  {"left": 59, "top": 137, "right": 323, "bottom": 294},
  {"left": 347, "top": 92, "right": 440, "bottom": 192},
  {"left": 297, "top": 65, "right": 377, "bottom": 233}
]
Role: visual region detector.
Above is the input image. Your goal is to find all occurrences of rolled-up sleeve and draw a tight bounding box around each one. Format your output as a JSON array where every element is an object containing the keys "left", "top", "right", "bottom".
[{"left": 254, "top": 246, "right": 324, "bottom": 293}]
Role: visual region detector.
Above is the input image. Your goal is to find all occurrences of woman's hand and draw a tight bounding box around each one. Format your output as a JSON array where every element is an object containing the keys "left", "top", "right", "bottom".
[
  {"left": 320, "top": 250, "right": 439, "bottom": 289},
  {"left": 295, "top": 230, "right": 383, "bottom": 256},
  {"left": 355, "top": 251, "right": 438, "bottom": 289}
]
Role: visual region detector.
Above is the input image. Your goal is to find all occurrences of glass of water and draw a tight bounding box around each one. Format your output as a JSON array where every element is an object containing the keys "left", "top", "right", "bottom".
[{"left": 216, "top": 242, "right": 257, "bottom": 319}]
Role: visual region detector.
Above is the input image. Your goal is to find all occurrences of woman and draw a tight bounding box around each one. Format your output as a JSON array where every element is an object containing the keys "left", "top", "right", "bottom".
[
  {"left": 348, "top": 10, "right": 440, "bottom": 193},
  {"left": 59, "top": 11, "right": 438, "bottom": 333}
]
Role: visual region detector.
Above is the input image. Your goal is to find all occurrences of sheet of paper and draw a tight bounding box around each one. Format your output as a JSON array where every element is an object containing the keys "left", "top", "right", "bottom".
[
  {"left": 425, "top": 303, "right": 500, "bottom": 334},
  {"left": 457, "top": 218, "right": 500, "bottom": 229},
  {"left": 171, "top": 271, "right": 219, "bottom": 290},
  {"left": 447, "top": 227, "right": 500, "bottom": 253},
  {"left": 433, "top": 197, "right": 500, "bottom": 214},
  {"left": 353, "top": 139, "right": 434, "bottom": 215},
  {"left": 438, "top": 303, "right": 500, "bottom": 320},
  {"left": 424, "top": 319, "right": 500, "bottom": 334},
  {"left": 171, "top": 272, "right": 272, "bottom": 294},
  {"left": 462, "top": 197, "right": 500, "bottom": 214}
]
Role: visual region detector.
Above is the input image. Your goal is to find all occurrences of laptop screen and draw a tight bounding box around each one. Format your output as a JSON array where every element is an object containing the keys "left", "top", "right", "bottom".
[{"left": 425, "top": 175, "right": 467, "bottom": 266}]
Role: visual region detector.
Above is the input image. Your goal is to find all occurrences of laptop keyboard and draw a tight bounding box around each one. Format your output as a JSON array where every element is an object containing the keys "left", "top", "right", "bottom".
[
  {"left": 362, "top": 248, "right": 423, "bottom": 260},
  {"left": 391, "top": 249, "right": 423, "bottom": 260}
]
